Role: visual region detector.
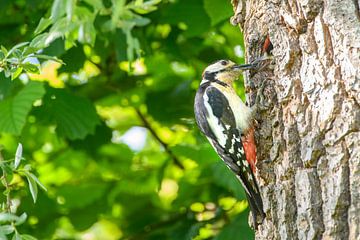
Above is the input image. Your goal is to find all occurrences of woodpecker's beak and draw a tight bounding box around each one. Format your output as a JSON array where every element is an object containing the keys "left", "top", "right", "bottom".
[{"left": 231, "top": 63, "right": 256, "bottom": 71}]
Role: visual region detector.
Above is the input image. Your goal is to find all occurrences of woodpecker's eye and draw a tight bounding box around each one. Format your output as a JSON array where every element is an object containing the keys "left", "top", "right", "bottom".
[{"left": 220, "top": 60, "right": 228, "bottom": 66}]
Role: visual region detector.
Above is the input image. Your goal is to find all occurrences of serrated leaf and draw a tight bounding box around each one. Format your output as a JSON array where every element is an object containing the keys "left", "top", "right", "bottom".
[
  {"left": 14, "top": 143, "right": 22, "bottom": 169},
  {"left": 34, "top": 18, "right": 52, "bottom": 35},
  {"left": 0, "top": 82, "right": 45, "bottom": 135},
  {"left": 24, "top": 171, "right": 38, "bottom": 203},
  {"left": 39, "top": 88, "right": 100, "bottom": 140}
]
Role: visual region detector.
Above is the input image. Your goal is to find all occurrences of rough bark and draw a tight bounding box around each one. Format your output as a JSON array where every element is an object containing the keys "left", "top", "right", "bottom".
[{"left": 230, "top": 1, "right": 360, "bottom": 239}]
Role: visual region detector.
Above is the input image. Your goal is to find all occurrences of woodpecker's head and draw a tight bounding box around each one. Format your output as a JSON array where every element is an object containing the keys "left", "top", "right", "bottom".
[{"left": 201, "top": 59, "right": 253, "bottom": 85}]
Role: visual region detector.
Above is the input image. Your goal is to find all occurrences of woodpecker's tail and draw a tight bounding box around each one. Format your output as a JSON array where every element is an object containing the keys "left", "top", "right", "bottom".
[{"left": 245, "top": 190, "right": 265, "bottom": 229}]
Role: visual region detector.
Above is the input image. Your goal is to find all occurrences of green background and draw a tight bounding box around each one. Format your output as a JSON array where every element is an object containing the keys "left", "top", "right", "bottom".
[{"left": 0, "top": 0, "right": 253, "bottom": 239}]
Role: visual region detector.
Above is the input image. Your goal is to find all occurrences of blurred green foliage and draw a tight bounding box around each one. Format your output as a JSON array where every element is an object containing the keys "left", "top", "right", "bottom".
[{"left": 0, "top": 0, "right": 253, "bottom": 239}]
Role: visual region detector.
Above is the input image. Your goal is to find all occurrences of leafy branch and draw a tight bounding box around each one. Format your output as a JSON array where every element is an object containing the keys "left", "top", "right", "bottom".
[
  {"left": 0, "top": 143, "right": 47, "bottom": 240},
  {"left": 0, "top": 42, "right": 63, "bottom": 80}
]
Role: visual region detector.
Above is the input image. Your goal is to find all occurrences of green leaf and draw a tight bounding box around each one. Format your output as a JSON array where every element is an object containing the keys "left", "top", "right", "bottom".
[
  {"left": 0, "top": 50, "right": 5, "bottom": 60},
  {"left": 0, "top": 224, "right": 14, "bottom": 235},
  {"left": 161, "top": 0, "right": 211, "bottom": 38},
  {"left": 203, "top": 0, "right": 233, "bottom": 26},
  {"left": 22, "top": 63, "right": 40, "bottom": 74},
  {"left": 0, "top": 213, "right": 19, "bottom": 223},
  {"left": 33, "top": 54, "right": 64, "bottom": 64},
  {"left": 22, "top": 47, "right": 38, "bottom": 56},
  {"left": 25, "top": 172, "right": 47, "bottom": 192},
  {"left": 0, "top": 82, "right": 45, "bottom": 135},
  {"left": 57, "top": 183, "right": 107, "bottom": 209},
  {"left": 24, "top": 171, "right": 38, "bottom": 203},
  {"left": 39, "top": 88, "right": 100, "bottom": 140},
  {"left": 1, "top": 46, "right": 8, "bottom": 56},
  {"left": 65, "top": 0, "right": 75, "bottom": 21},
  {"left": 14, "top": 213, "right": 27, "bottom": 226},
  {"left": 78, "top": 22, "right": 96, "bottom": 46},
  {"left": 50, "top": 0, "right": 66, "bottom": 22},
  {"left": 29, "top": 33, "right": 49, "bottom": 49},
  {"left": 11, "top": 67, "right": 23, "bottom": 80},
  {"left": 128, "top": 0, "right": 161, "bottom": 14},
  {"left": 34, "top": 18, "right": 52, "bottom": 35},
  {"left": 7, "top": 42, "right": 29, "bottom": 57},
  {"left": 0, "top": 162, "right": 13, "bottom": 176},
  {"left": 13, "top": 231, "right": 21, "bottom": 240},
  {"left": 82, "top": 0, "right": 104, "bottom": 11},
  {"left": 14, "top": 143, "right": 22, "bottom": 169},
  {"left": 20, "top": 235, "right": 37, "bottom": 240}
]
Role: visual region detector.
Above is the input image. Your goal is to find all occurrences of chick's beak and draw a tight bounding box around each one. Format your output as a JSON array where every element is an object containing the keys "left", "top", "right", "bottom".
[{"left": 231, "top": 63, "right": 256, "bottom": 71}]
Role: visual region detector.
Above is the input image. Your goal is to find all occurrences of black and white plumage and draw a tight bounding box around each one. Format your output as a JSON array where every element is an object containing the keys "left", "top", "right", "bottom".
[{"left": 194, "top": 59, "right": 265, "bottom": 228}]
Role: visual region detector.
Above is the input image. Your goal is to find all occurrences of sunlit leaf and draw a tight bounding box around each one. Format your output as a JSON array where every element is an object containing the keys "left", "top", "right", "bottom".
[
  {"left": 11, "top": 67, "right": 23, "bottom": 80},
  {"left": 22, "top": 63, "right": 40, "bottom": 74}
]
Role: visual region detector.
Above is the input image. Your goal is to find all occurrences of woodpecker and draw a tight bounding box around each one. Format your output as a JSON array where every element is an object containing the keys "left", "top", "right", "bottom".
[{"left": 194, "top": 59, "right": 265, "bottom": 228}]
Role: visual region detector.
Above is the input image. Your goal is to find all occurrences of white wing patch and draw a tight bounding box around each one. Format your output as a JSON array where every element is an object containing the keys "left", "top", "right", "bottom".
[{"left": 203, "top": 92, "right": 227, "bottom": 147}]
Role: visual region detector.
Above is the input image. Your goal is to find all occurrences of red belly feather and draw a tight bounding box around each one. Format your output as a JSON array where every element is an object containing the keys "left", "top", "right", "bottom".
[{"left": 241, "top": 127, "right": 257, "bottom": 173}]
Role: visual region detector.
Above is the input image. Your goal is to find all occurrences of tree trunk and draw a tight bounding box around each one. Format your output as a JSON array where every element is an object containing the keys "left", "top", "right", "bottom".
[{"left": 230, "top": 1, "right": 360, "bottom": 239}]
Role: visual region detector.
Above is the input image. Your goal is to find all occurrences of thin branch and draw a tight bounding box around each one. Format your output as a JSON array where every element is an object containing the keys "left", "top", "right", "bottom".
[
  {"left": 0, "top": 146, "right": 11, "bottom": 213},
  {"left": 135, "top": 108, "right": 184, "bottom": 169}
]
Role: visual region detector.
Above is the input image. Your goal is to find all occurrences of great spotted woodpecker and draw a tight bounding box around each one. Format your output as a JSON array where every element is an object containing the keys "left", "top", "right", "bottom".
[{"left": 194, "top": 59, "right": 265, "bottom": 228}]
